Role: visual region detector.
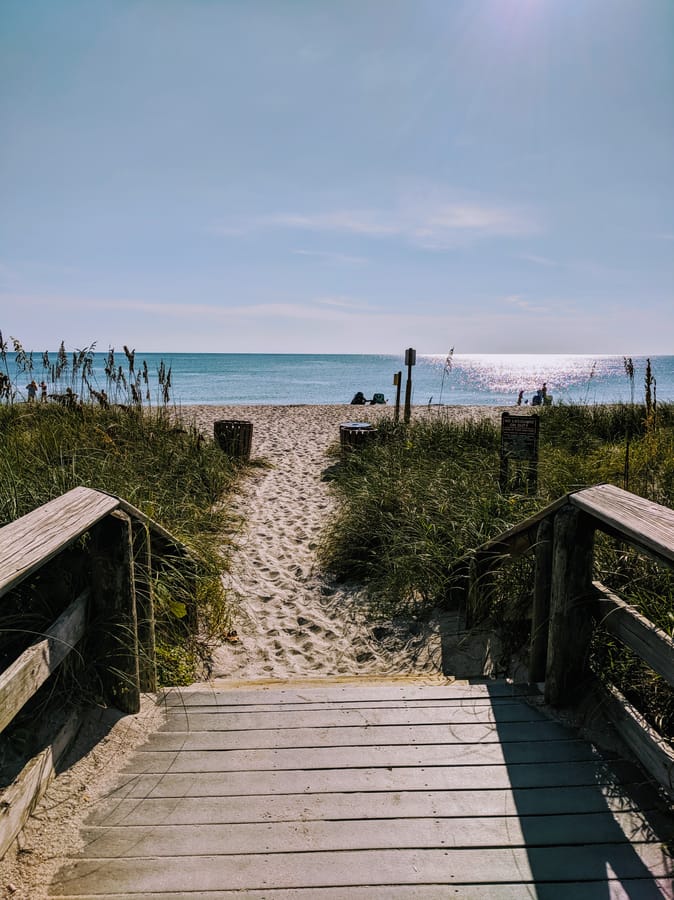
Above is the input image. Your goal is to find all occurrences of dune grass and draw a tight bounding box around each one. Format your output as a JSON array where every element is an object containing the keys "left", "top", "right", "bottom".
[
  {"left": 0, "top": 401, "right": 243, "bottom": 689},
  {"left": 319, "top": 402, "right": 674, "bottom": 737}
]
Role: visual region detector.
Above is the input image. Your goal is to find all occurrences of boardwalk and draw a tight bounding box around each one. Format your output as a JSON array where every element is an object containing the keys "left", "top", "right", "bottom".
[{"left": 51, "top": 678, "right": 672, "bottom": 898}]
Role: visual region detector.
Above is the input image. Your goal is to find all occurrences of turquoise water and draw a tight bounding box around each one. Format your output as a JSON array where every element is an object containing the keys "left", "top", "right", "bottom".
[{"left": 6, "top": 353, "right": 674, "bottom": 406}]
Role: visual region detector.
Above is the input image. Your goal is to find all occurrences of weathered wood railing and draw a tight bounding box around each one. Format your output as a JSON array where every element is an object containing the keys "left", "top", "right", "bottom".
[
  {"left": 464, "top": 483, "right": 674, "bottom": 794},
  {"left": 0, "top": 486, "right": 195, "bottom": 857}
]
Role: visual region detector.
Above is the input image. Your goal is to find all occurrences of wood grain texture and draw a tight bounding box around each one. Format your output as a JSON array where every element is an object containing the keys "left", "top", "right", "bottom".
[
  {"left": 571, "top": 483, "right": 674, "bottom": 564},
  {"left": 0, "top": 591, "right": 88, "bottom": 733},
  {"left": 46, "top": 884, "right": 674, "bottom": 900},
  {"left": 593, "top": 581, "right": 674, "bottom": 687},
  {"left": 0, "top": 711, "right": 80, "bottom": 858},
  {"left": 545, "top": 506, "right": 595, "bottom": 707},
  {"left": 0, "top": 486, "right": 119, "bottom": 598},
  {"left": 601, "top": 683, "right": 674, "bottom": 796},
  {"left": 49, "top": 681, "right": 672, "bottom": 898}
]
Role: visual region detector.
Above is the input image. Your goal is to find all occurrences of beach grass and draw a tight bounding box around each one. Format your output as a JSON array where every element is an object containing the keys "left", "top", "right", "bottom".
[
  {"left": 0, "top": 401, "right": 243, "bottom": 691},
  {"left": 319, "top": 402, "right": 674, "bottom": 737}
]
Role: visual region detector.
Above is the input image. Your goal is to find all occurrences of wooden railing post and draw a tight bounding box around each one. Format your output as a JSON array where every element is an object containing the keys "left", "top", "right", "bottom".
[
  {"left": 529, "top": 518, "right": 553, "bottom": 683},
  {"left": 131, "top": 521, "right": 157, "bottom": 693},
  {"left": 89, "top": 511, "right": 141, "bottom": 714},
  {"left": 544, "top": 506, "right": 595, "bottom": 707},
  {"left": 467, "top": 553, "right": 496, "bottom": 628}
]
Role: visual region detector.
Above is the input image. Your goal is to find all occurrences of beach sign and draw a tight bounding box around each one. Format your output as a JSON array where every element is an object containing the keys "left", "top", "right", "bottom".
[{"left": 500, "top": 412, "right": 540, "bottom": 494}]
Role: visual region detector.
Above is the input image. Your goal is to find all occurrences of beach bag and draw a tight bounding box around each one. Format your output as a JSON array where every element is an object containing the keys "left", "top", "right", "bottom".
[{"left": 370, "top": 392, "right": 385, "bottom": 405}]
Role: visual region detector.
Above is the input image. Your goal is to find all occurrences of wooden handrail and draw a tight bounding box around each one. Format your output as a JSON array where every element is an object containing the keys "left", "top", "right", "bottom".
[
  {"left": 464, "top": 483, "right": 674, "bottom": 795},
  {"left": 0, "top": 487, "right": 195, "bottom": 858},
  {"left": 570, "top": 483, "right": 674, "bottom": 565},
  {"left": 0, "top": 487, "right": 118, "bottom": 598}
]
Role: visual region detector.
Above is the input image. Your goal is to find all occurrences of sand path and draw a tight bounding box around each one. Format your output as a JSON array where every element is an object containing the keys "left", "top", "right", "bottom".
[
  {"left": 187, "top": 405, "right": 441, "bottom": 679},
  {"left": 185, "top": 404, "right": 503, "bottom": 682}
]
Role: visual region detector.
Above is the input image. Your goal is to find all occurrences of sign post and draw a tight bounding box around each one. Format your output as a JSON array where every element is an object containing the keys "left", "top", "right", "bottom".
[
  {"left": 403, "top": 348, "right": 416, "bottom": 424},
  {"left": 393, "top": 371, "right": 402, "bottom": 423},
  {"left": 500, "top": 413, "right": 540, "bottom": 494}
]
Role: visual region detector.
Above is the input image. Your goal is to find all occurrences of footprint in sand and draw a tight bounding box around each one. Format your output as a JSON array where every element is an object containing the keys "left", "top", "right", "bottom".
[{"left": 191, "top": 404, "right": 492, "bottom": 681}]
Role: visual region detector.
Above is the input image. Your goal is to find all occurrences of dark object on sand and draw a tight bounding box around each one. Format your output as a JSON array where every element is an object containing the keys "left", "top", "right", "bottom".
[
  {"left": 340, "top": 422, "right": 377, "bottom": 457},
  {"left": 370, "top": 392, "right": 386, "bottom": 405},
  {"left": 214, "top": 419, "right": 253, "bottom": 460},
  {"left": 351, "top": 391, "right": 367, "bottom": 405}
]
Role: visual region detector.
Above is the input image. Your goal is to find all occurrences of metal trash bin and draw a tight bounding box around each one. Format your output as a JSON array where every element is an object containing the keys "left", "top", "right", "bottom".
[
  {"left": 339, "top": 422, "right": 377, "bottom": 457},
  {"left": 214, "top": 419, "right": 253, "bottom": 460}
]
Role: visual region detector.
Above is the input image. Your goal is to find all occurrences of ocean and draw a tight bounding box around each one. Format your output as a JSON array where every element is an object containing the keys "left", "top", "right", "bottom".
[{"left": 6, "top": 353, "right": 674, "bottom": 407}]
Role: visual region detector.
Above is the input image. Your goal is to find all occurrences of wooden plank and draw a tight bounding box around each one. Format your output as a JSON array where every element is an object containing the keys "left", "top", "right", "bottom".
[
  {"left": 77, "top": 810, "right": 658, "bottom": 858},
  {"left": 147, "top": 720, "right": 574, "bottom": 751},
  {"left": 47, "top": 884, "right": 674, "bottom": 900},
  {"left": 593, "top": 581, "right": 674, "bottom": 688},
  {"left": 161, "top": 697, "right": 524, "bottom": 714},
  {"left": 49, "top": 844, "right": 673, "bottom": 895},
  {"left": 159, "top": 703, "right": 551, "bottom": 732},
  {"left": 571, "top": 483, "right": 674, "bottom": 565},
  {"left": 0, "top": 710, "right": 80, "bottom": 858},
  {"left": 0, "top": 590, "right": 88, "bottom": 733},
  {"left": 453, "top": 493, "right": 569, "bottom": 568},
  {"left": 601, "top": 683, "right": 674, "bottom": 796},
  {"left": 85, "top": 785, "right": 645, "bottom": 827},
  {"left": 0, "top": 486, "right": 119, "bottom": 598},
  {"left": 160, "top": 682, "right": 537, "bottom": 706},
  {"left": 123, "top": 739, "right": 595, "bottom": 774},
  {"left": 106, "top": 759, "right": 642, "bottom": 798}
]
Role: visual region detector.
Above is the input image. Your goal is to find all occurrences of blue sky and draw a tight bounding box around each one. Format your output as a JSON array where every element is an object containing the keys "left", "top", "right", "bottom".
[{"left": 1, "top": 0, "right": 672, "bottom": 353}]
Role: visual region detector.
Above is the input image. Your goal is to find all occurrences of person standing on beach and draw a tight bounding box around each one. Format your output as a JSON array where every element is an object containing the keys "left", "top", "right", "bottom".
[
  {"left": 40, "top": 380, "right": 48, "bottom": 402},
  {"left": 26, "top": 379, "right": 38, "bottom": 402}
]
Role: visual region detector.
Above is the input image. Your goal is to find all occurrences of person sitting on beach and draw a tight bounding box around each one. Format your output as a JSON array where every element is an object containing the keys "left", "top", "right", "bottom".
[{"left": 351, "top": 391, "right": 366, "bottom": 405}]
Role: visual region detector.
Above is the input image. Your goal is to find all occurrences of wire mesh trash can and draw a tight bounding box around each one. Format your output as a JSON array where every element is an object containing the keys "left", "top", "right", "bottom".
[
  {"left": 214, "top": 419, "right": 253, "bottom": 460},
  {"left": 339, "top": 422, "right": 377, "bottom": 458}
]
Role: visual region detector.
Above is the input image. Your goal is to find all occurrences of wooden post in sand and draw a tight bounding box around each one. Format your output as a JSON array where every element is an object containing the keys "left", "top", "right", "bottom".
[{"left": 393, "top": 371, "right": 402, "bottom": 423}]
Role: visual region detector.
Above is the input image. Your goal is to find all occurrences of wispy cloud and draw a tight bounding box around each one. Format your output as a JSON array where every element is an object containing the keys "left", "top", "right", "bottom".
[
  {"left": 214, "top": 198, "right": 538, "bottom": 248},
  {"left": 315, "top": 296, "right": 377, "bottom": 310},
  {"left": 1, "top": 293, "right": 377, "bottom": 325},
  {"left": 257, "top": 211, "right": 399, "bottom": 236},
  {"left": 292, "top": 249, "right": 368, "bottom": 265},
  {"left": 518, "top": 253, "right": 558, "bottom": 267},
  {"left": 504, "top": 294, "right": 549, "bottom": 313}
]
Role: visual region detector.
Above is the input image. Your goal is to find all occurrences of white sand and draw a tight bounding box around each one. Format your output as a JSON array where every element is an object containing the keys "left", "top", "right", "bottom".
[{"left": 183, "top": 403, "right": 507, "bottom": 683}]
